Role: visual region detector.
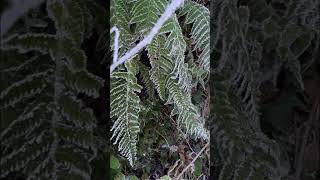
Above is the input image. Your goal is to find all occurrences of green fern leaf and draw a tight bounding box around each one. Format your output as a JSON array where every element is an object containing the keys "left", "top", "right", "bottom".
[
  {"left": 111, "top": 0, "right": 138, "bottom": 48},
  {"left": 211, "top": 78, "right": 281, "bottom": 180},
  {"left": 131, "top": 0, "right": 159, "bottom": 34},
  {"left": 47, "top": 0, "right": 86, "bottom": 46},
  {"left": 167, "top": 79, "right": 208, "bottom": 139},
  {"left": 59, "top": 96, "right": 96, "bottom": 131},
  {"left": 0, "top": 1, "right": 104, "bottom": 177},
  {"left": 138, "top": 62, "right": 155, "bottom": 99},
  {"left": 0, "top": 103, "right": 45, "bottom": 146},
  {"left": 109, "top": 0, "right": 209, "bottom": 167},
  {"left": 3, "top": 34, "right": 86, "bottom": 72},
  {"left": 147, "top": 35, "right": 208, "bottom": 140},
  {"left": 148, "top": 36, "right": 174, "bottom": 101},
  {"left": 0, "top": 71, "right": 49, "bottom": 109},
  {"left": 111, "top": 58, "right": 142, "bottom": 167},
  {"left": 54, "top": 147, "right": 91, "bottom": 179},
  {"left": 1, "top": 132, "right": 52, "bottom": 178},
  {"left": 180, "top": 0, "right": 210, "bottom": 71},
  {"left": 62, "top": 67, "right": 104, "bottom": 98},
  {"left": 160, "top": 15, "right": 191, "bottom": 94}
]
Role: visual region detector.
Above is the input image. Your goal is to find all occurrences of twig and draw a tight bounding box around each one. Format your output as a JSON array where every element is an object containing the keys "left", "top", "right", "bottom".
[
  {"left": 176, "top": 143, "right": 209, "bottom": 180},
  {"left": 168, "top": 159, "right": 182, "bottom": 176},
  {"left": 196, "top": 174, "right": 204, "bottom": 180},
  {"left": 110, "top": 0, "right": 185, "bottom": 73},
  {"left": 110, "top": 27, "right": 120, "bottom": 65},
  {"left": 154, "top": 129, "right": 170, "bottom": 148}
]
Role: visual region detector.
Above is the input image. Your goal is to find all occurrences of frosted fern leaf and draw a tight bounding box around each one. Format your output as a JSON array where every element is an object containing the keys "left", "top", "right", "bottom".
[{"left": 111, "top": 58, "right": 143, "bottom": 167}]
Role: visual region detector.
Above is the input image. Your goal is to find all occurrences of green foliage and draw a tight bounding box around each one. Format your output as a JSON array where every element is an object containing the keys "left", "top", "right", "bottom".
[
  {"left": 211, "top": 0, "right": 319, "bottom": 179},
  {"left": 110, "top": 0, "right": 209, "bottom": 166},
  {"left": 180, "top": 0, "right": 210, "bottom": 71},
  {"left": 111, "top": 57, "right": 143, "bottom": 167},
  {"left": 211, "top": 78, "right": 281, "bottom": 180},
  {"left": 138, "top": 62, "right": 155, "bottom": 99},
  {"left": 0, "top": 0, "right": 104, "bottom": 179},
  {"left": 160, "top": 175, "right": 172, "bottom": 180},
  {"left": 110, "top": 155, "right": 121, "bottom": 170}
]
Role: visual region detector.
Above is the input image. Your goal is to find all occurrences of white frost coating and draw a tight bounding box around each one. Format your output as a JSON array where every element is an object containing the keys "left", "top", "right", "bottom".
[
  {"left": 0, "top": 0, "right": 45, "bottom": 37},
  {"left": 110, "top": 27, "right": 120, "bottom": 65},
  {"left": 110, "top": 0, "right": 185, "bottom": 73}
]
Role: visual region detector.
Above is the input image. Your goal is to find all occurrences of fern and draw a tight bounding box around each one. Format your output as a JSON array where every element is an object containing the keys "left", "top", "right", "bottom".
[
  {"left": 3, "top": 34, "right": 86, "bottom": 72},
  {"left": 110, "top": 0, "right": 138, "bottom": 49},
  {"left": 110, "top": 0, "right": 209, "bottom": 166},
  {"left": 211, "top": 0, "right": 319, "bottom": 178},
  {"left": 138, "top": 62, "right": 155, "bottom": 99},
  {"left": 0, "top": 0, "right": 104, "bottom": 179},
  {"left": 148, "top": 35, "right": 208, "bottom": 139},
  {"left": 148, "top": 35, "right": 175, "bottom": 101},
  {"left": 211, "top": 77, "right": 281, "bottom": 180},
  {"left": 161, "top": 15, "right": 191, "bottom": 95},
  {"left": 166, "top": 79, "right": 208, "bottom": 139},
  {"left": 180, "top": 0, "right": 210, "bottom": 72},
  {"left": 110, "top": 57, "right": 143, "bottom": 167},
  {"left": 213, "top": 2, "right": 264, "bottom": 129},
  {"left": 131, "top": 0, "right": 160, "bottom": 35},
  {"left": 132, "top": 0, "right": 191, "bottom": 95}
]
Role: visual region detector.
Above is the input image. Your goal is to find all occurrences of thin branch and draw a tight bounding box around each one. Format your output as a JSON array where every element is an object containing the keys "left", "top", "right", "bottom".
[
  {"left": 176, "top": 142, "right": 209, "bottom": 180},
  {"left": 110, "top": 27, "right": 120, "bottom": 65},
  {"left": 110, "top": 0, "right": 185, "bottom": 73},
  {"left": 155, "top": 129, "right": 170, "bottom": 147}
]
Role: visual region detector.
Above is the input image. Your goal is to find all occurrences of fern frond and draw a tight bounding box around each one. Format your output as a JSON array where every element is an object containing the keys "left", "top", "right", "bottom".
[
  {"left": 47, "top": 0, "right": 85, "bottom": 46},
  {"left": 56, "top": 125, "right": 95, "bottom": 151},
  {"left": 3, "top": 34, "right": 86, "bottom": 72},
  {"left": 0, "top": 103, "right": 45, "bottom": 144},
  {"left": 180, "top": 0, "right": 210, "bottom": 72},
  {"left": 138, "top": 62, "right": 155, "bottom": 99},
  {"left": 214, "top": 3, "right": 262, "bottom": 129},
  {"left": 59, "top": 96, "right": 96, "bottom": 131},
  {"left": 0, "top": 1, "right": 104, "bottom": 178},
  {"left": 54, "top": 146, "right": 92, "bottom": 179},
  {"left": 167, "top": 79, "right": 208, "bottom": 140},
  {"left": 109, "top": 0, "right": 209, "bottom": 166},
  {"left": 147, "top": 35, "right": 208, "bottom": 140},
  {"left": 131, "top": 0, "right": 159, "bottom": 35},
  {"left": 148, "top": 36, "right": 174, "bottom": 101},
  {"left": 160, "top": 15, "right": 190, "bottom": 94},
  {"left": 111, "top": 58, "right": 142, "bottom": 167},
  {"left": 111, "top": 0, "right": 138, "bottom": 48},
  {"left": 2, "top": 34, "right": 58, "bottom": 54},
  {"left": 0, "top": 71, "right": 49, "bottom": 109},
  {"left": 211, "top": 78, "right": 281, "bottom": 180},
  {"left": 1, "top": 131, "right": 52, "bottom": 178},
  {"left": 62, "top": 67, "right": 104, "bottom": 98},
  {"left": 0, "top": 54, "right": 44, "bottom": 73},
  {"left": 228, "top": 42, "right": 262, "bottom": 129}
]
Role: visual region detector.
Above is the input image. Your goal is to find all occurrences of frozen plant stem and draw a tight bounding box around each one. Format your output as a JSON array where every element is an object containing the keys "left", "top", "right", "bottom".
[
  {"left": 176, "top": 143, "right": 209, "bottom": 179},
  {"left": 110, "top": 27, "right": 120, "bottom": 65},
  {"left": 110, "top": 0, "right": 185, "bottom": 73}
]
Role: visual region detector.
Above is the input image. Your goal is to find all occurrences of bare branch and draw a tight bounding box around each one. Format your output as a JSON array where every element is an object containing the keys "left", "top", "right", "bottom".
[
  {"left": 110, "top": 0, "right": 185, "bottom": 73},
  {"left": 176, "top": 143, "right": 209, "bottom": 180}
]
